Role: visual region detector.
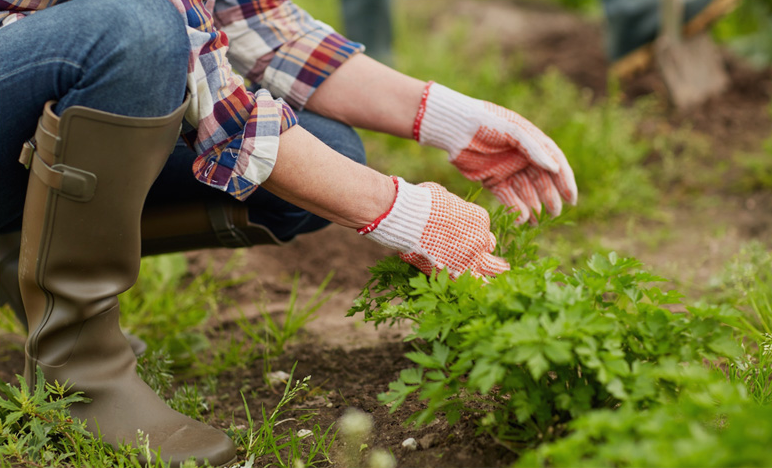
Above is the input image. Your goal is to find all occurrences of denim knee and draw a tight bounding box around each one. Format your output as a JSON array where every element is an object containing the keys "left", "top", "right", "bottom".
[
  {"left": 110, "top": 0, "right": 189, "bottom": 88},
  {"left": 55, "top": 0, "right": 189, "bottom": 116}
]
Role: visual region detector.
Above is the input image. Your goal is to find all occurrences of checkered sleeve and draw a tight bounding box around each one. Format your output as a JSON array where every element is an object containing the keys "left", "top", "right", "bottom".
[
  {"left": 167, "top": 0, "right": 299, "bottom": 201},
  {"left": 211, "top": 0, "right": 364, "bottom": 110}
]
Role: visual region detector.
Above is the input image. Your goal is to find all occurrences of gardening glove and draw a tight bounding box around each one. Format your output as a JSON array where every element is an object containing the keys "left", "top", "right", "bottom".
[
  {"left": 413, "top": 81, "right": 578, "bottom": 224},
  {"left": 359, "top": 176, "right": 510, "bottom": 279}
]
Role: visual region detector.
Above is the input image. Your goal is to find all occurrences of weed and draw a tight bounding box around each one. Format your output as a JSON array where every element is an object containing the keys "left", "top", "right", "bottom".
[
  {"left": 228, "top": 364, "right": 336, "bottom": 468},
  {"left": 0, "top": 368, "right": 184, "bottom": 468},
  {"left": 194, "top": 271, "right": 337, "bottom": 381},
  {"left": 244, "top": 272, "right": 337, "bottom": 358},
  {"left": 731, "top": 126, "right": 772, "bottom": 193},
  {"left": 0, "top": 305, "right": 23, "bottom": 337},
  {"left": 119, "top": 253, "right": 246, "bottom": 369},
  {"left": 707, "top": 240, "right": 772, "bottom": 342},
  {"left": 516, "top": 366, "right": 772, "bottom": 467}
]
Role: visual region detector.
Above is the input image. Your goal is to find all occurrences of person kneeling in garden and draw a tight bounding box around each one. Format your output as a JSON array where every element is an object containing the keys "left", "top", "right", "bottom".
[{"left": 0, "top": 0, "right": 577, "bottom": 465}]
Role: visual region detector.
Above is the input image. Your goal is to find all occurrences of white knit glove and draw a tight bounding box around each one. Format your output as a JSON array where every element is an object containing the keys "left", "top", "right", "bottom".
[
  {"left": 359, "top": 177, "right": 510, "bottom": 279},
  {"left": 413, "top": 82, "right": 578, "bottom": 224}
]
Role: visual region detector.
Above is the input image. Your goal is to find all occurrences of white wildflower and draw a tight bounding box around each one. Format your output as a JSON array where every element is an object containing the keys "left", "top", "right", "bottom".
[
  {"left": 339, "top": 408, "right": 373, "bottom": 440},
  {"left": 368, "top": 448, "right": 397, "bottom": 468}
]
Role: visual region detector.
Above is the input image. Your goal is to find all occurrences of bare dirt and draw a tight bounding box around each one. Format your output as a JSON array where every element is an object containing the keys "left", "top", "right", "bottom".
[{"left": 1, "top": 1, "right": 771, "bottom": 467}]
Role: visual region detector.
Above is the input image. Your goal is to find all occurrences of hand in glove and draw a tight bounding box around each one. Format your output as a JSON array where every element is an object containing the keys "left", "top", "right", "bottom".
[
  {"left": 359, "top": 177, "right": 510, "bottom": 279},
  {"left": 413, "top": 82, "right": 578, "bottom": 224}
]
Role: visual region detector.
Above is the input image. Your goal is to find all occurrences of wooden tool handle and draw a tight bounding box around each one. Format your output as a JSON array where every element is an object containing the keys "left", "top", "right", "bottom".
[{"left": 660, "top": 0, "right": 685, "bottom": 43}]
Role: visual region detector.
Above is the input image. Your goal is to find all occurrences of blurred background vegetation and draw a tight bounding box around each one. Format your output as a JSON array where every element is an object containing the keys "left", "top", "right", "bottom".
[{"left": 292, "top": 0, "right": 772, "bottom": 299}]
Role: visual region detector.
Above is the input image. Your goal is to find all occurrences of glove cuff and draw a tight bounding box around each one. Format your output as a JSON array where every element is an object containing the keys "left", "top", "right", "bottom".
[
  {"left": 358, "top": 176, "right": 432, "bottom": 254},
  {"left": 413, "top": 82, "right": 482, "bottom": 158}
]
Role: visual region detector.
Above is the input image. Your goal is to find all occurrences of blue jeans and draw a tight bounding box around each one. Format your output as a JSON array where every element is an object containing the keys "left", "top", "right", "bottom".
[
  {"left": 0, "top": 0, "right": 366, "bottom": 242},
  {"left": 0, "top": 0, "right": 189, "bottom": 233},
  {"left": 602, "top": 0, "right": 713, "bottom": 60}
]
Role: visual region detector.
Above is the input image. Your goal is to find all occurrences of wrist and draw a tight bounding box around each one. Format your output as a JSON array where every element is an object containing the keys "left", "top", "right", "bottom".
[
  {"left": 358, "top": 177, "right": 431, "bottom": 254},
  {"left": 412, "top": 82, "right": 482, "bottom": 155}
]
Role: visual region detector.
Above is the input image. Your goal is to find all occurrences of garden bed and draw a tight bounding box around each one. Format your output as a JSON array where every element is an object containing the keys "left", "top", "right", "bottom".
[{"left": 2, "top": 1, "right": 772, "bottom": 467}]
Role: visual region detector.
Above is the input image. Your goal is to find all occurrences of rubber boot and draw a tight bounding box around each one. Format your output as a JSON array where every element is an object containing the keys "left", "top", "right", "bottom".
[
  {"left": 140, "top": 201, "right": 282, "bottom": 256},
  {"left": 1, "top": 231, "right": 148, "bottom": 355},
  {"left": 18, "top": 98, "right": 237, "bottom": 467},
  {"left": 0, "top": 197, "right": 281, "bottom": 350}
]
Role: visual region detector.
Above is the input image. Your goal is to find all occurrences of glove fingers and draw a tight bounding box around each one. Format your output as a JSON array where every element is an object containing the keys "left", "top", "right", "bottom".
[
  {"left": 476, "top": 253, "right": 511, "bottom": 278},
  {"left": 552, "top": 154, "right": 578, "bottom": 205},
  {"left": 487, "top": 103, "right": 558, "bottom": 173},
  {"left": 468, "top": 232, "right": 510, "bottom": 278},
  {"left": 509, "top": 172, "right": 542, "bottom": 217},
  {"left": 525, "top": 166, "right": 563, "bottom": 217},
  {"left": 491, "top": 184, "right": 532, "bottom": 224}
]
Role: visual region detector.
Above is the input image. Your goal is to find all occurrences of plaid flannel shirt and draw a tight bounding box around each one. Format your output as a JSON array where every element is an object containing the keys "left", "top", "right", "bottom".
[{"left": 0, "top": 0, "right": 364, "bottom": 200}]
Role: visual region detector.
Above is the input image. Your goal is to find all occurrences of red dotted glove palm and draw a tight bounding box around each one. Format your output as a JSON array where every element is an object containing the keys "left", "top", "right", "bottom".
[
  {"left": 359, "top": 177, "right": 509, "bottom": 280},
  {"left": 414, "top": 82, "right": 578, "bottom": 224}
]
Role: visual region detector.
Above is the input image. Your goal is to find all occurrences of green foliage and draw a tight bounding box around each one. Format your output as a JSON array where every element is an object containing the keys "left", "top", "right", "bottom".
[
  {"left": 241, "top": 272, "right": 337, "bottom": 358},
  {"left": 0, "top": 305, "right": 23, "bottom": 336},
  {"left": 0, "top": 368, "right": 177, "bottom": 468},
  {"left": 119, "top": 253, "right": 245, "bottom": 368},
  {"left": 713, "top": 0, "right": 772, "bottom": 67},
  {"left": 0, "top": 368, "right": 88, "bottom": 466},
  {"left": 501, "top": 72, "right": 657, "bottom": 221},
  {"left": 731, "top": 129, "right": 772, "bottom": 192},
  {"left": 350, "top": 211, "right": 746, "bottom": 453},
  {"left": 228, "top": 365, "right": 336, "bottom": 468},
  {"left": 516, "top": 365, "right": 772, "bottom": 468},
  {"left": 531, "top": 0, "right": 600, "bottom": 14},
  {"left": 136, "top": 351, "right": 211, "bottom": 421},
  {"left": 725, "top": 341, "right": 772, "bottom": 406},
  {"left": 195, "top": 272, "right": 337, "bottom": 379},
  {"left": 708, "top": 240, "right": 772, "bottom": 343}
]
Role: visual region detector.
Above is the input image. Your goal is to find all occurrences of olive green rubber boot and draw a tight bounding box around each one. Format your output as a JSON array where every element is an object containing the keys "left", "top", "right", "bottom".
[
  {"left": 18, "top": 98, "right": 236, "bottom": 467},
  {"left": 0, "top": 231, "right": 148, "bottom": 355}
]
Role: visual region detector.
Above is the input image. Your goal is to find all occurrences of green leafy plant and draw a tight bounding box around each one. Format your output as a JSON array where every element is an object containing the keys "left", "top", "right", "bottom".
[
  {"left": 0, "top": 368, "right": 89, "bottom": 466},
  {"left": 0, "top": 368, "right": 181, "bottom": 468},
  {"left": 350, "top": 210, "right": 743, "bottom": 450},
  {"left": 515, "top": 362, "right": 772, "bottom": 468}
]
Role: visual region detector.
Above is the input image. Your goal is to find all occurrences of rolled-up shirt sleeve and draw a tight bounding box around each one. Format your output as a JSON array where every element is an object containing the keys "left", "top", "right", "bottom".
[
  {"left": 2, "top": 0, "right": 300, "bottom": 201},
  {"left": 170, "top": 0, "right": 299, "bottom": 201},
  {"left": 211, "top": 0, "right": 364, "bottom": 110}
]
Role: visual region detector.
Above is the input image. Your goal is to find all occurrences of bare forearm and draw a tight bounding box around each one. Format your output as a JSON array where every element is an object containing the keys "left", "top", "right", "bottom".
[
  {"left": 261, "top": 126, "right": 396, "bottom": 229},
  {"left": 305, "top": 54, "right": 425, "bottom": 139}
]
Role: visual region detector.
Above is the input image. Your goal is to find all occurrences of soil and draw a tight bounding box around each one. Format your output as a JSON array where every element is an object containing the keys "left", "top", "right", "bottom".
[{"left": 1, "top": 1, "right": 771, "bottom": 467}]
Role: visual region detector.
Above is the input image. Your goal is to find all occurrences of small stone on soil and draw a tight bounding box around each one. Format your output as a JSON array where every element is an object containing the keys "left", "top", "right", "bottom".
[
  {"left": 266, "top": 370, "right": 291, "bottom": 386},
  {"left": 419, "top": 433, "right": 439, "bottom": 449},
  {"left": 401, "top": 437, "right": 418, "bottom": 450}
]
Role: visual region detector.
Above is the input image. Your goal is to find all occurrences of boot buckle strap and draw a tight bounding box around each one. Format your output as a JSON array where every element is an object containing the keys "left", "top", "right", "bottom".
[
  {"left": 19, "top": 141, "right": 35, "bottom": 169},
  {"left": 30, "top": 151, "right": 97, "bottom": 202},
  {"left": 206, "top": 203, "right": 251, "bottom": 248}
]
